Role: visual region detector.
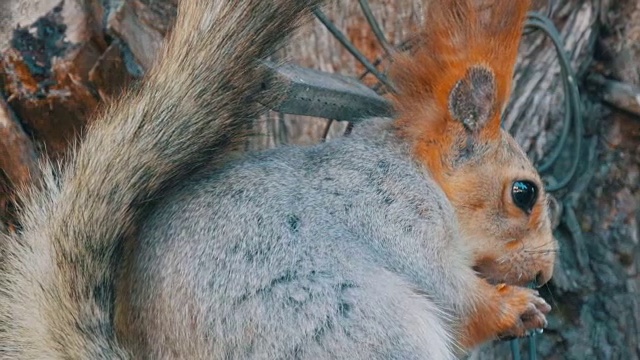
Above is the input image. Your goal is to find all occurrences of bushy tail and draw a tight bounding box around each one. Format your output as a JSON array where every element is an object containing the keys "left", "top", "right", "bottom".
[{"left": 0, "top": 1, "right": 322, "bottom": 358}]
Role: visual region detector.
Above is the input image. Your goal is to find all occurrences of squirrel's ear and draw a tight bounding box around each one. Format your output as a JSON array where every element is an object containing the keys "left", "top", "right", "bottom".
[{"left": 448, "top": 66, "right": 497, "bottom": 133}]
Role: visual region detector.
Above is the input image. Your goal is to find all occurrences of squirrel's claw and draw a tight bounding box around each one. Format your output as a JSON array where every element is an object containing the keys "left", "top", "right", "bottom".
[{"left": 499, "top": 288, "right": 551, "bottom": 339}]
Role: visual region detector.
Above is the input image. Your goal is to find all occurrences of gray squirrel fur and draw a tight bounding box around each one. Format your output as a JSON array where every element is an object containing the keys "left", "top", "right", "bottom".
[
  {"left": 0, "top": 0, "right": 556, "bottom": 359},
  {"left": 122, "top": 119, "right": 461, "bottom": 358}
]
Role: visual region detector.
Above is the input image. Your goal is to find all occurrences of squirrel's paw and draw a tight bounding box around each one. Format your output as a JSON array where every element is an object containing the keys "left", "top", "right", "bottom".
[{"left": 496, "top": 284, "right": 551, "bottom": 339}]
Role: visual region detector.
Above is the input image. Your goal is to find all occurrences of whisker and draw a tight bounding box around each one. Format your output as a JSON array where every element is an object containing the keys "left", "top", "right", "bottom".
[
  {"left": 541, "top": 282, "right": 558, "bottom": 308},
  {"left": 527, "top": 239, "right": 558, "bottom": 251},
  {"left": 523, "top": 249, "right": 560, "bottom": 255}
]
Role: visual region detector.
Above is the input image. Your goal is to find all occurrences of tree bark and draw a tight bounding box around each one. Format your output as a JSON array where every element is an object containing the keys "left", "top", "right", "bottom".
[{"left": 0, "top": 0, "right": 638, "bottom": 358}]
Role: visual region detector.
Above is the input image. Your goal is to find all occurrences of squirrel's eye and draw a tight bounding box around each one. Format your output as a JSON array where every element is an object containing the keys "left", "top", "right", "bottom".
[{"left": 511, "top": 180, "right": 538, "bottom": 214}]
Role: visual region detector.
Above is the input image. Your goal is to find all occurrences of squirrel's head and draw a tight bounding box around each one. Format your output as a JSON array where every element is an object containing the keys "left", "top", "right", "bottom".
[
  {"left": 390, "top": 0, "right": 556, "bottom": 287},
  {"left": 443, "top": 128, "right": 557, "bottom": 288}
]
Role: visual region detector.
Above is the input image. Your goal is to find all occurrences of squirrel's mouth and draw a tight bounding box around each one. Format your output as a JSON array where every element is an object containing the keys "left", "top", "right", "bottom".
[
  {"left": 472, "top": 259, "right": 540, "bottom": 287},
  {"left": 472, "top": 242, "right": 556, "bottom": 288}
]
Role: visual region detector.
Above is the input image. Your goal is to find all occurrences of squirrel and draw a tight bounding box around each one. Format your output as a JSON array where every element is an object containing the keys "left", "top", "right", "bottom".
[{"left": 0, "top": 0, "right": 558, "bottom": 359}]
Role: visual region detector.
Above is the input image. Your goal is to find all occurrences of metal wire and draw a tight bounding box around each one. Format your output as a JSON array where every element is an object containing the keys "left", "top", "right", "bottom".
[
  {"left": 357, "top": 0, "right": 395, "bottom": 56},
  {"left": 529, "top": 331, "right": 538, "bottom": 360},
  {"left": 510, "top": 340, "right": 522, "bottom": 360},
  {"left": 525, "top": 12, "right": 583, "bottom": 193},
  {"left": 313, "top": 8, "right": 397, "bottom": 93}
]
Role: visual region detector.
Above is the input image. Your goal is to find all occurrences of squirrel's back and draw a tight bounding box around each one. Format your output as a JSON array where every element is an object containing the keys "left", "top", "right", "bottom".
[{"left": 118, "top": 117, "right": 458, "bottom": 358}]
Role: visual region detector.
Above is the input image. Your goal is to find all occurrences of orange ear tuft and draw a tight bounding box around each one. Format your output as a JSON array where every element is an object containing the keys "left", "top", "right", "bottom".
[{"left": 390, "top": 0, "right": 530, "bottom": 184}]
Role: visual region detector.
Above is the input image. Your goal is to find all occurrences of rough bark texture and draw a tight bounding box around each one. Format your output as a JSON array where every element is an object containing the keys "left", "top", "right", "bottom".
[{"left": 0, "top": 0, "right": 638, "bottom": 359}]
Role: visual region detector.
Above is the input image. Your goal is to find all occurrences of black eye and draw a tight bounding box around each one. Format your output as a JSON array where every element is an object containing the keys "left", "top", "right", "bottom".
[{"left": 511, "top": 180, "right": 538, "bottom": 213}]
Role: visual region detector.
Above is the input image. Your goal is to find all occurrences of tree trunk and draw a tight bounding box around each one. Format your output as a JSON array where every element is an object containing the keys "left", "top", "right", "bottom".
[{"left": 0, "top": 1, "right": 637, "bottom": 358}]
